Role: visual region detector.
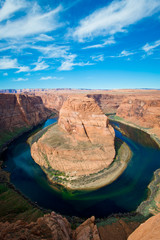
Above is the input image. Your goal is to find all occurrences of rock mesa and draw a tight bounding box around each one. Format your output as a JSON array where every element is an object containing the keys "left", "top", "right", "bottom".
[{"left": 31, "top": 96, "right": 115, "bottom": 189}]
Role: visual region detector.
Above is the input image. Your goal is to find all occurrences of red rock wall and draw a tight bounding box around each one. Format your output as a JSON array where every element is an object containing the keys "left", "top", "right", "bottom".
[
  {"left": 0, "top": 93, "right": 51, "bottom": 150},
  {"left": 117, "top": 96, "right": 160, "bottom": 129},
  {"left": 87, "top": 94, "right": 124, "bottom": 114}
]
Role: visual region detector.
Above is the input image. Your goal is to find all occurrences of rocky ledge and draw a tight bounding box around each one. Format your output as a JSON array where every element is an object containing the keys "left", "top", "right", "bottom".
[{"left": 30, "top": 96, "right": 117, "bottom": 190}]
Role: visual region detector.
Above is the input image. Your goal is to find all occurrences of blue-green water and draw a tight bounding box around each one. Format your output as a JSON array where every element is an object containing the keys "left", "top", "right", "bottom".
[{"left": 2, "top": 118, "right": 160, "bottom": 218}]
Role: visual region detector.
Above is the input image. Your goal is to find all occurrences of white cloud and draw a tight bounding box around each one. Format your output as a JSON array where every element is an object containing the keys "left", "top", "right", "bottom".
[
  {"left": 40, "top": 76, "right": 53, "bottom": 80},
  {"left": 40, "top": 76, "right": 63, "bottom": 80},
  {"left": 83, "top": 37, "right": 116, "bottom": 49},
  {"left": 35, "top": 34, "right": 54, "bottom": 42},
  {"left": 58, "top": 54, "right": 76, "bottom": 71},
  {"left": 73, "top": 0, "right": 160, "bottom": 41},
  {"left": 58, "top": 54, "right": 94, "bottom": 71},
  {"left": 91, "top": 54, "right": 104, "bottom": 62},
  {"left": 0, "top": 3, "right": 62, "bottom": 39},
  {"left": 3, "top": 72, "right": 8, "bottom": 76},
  {"left": 110, "top": 50, "right": 135, "bottom": 58},
  {"left": 31, "top": 44, "right": 69, "bottom": 59},
  {"left": 13, "top": 77, "right": 28, "bottom": 81},
  {"left": 119, "top": 50, "right": 134, "bottom": 57},
  {"left": 32, "top": 59, "right": 49, "bottom": 71},
  {"left": 142, "top": 40, "right": 160, "bottom": 54},
  {"left": 16, "top": 66, "right": 30, "bottom": 73},
  {"left": 0, "top": 57, "right": 18, "bottom": 69},
  {"left": 0, "top": 0, "right": 27, "bottom": 22}
]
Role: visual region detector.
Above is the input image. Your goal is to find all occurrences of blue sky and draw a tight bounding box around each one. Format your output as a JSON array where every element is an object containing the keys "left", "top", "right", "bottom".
[{"left": 0, "top": 0, "right": 160, "bottom": 89}]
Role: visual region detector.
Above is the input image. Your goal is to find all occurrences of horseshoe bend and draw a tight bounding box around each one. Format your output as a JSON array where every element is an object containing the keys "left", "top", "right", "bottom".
[
  {"left": 30, "top": 96, "right": 132, "bottom": 190},
  {"left": 0, "top": 89, "right": 160, "bottom": 240}
]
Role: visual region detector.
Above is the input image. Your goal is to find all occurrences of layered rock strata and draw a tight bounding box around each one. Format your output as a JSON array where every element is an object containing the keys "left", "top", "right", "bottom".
[
  {"left": 0, "top": 93, "right": 51, "bottom": 151},
  {"left": 117, "top": 96, "right": 160, "bottom": 139},
  {"left": 31, "top": 96, "right": 115, "bottom": 189}
]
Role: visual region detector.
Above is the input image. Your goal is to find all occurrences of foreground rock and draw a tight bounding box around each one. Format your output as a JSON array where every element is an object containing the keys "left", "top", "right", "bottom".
[
  {"left": 128, "top": 213, "right": 160, "bottom": 240},
  {"left": 0, "top": 212, "right": 100, "bottom": 240},
  {"left": 31, "top": 96, "right": 115, "bottom": 190},
  {"left": 0, "top": 93, "right": 51, "bottom": 152}
]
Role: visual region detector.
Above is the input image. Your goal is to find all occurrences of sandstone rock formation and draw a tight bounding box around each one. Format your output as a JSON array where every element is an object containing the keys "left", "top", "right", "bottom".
[
  {"left": 98, "top": 219, "right": 140, "bottom": 240},
  {"left": 116, "top": 95, "right": 160, "bottom": 139},
  {"left": 58, "top": 96, "right": 115, "bottom": 145},
  {"left": 117, "top": 96, "right": 160, "bottom": 128},
  {"left": 0, "top": 93, "right": 51, "bottom": 151},
  {"left": 74, "top": 216, "right": 100, "bottom": 240},
  {"left": 0, "top": 212, "right": 100, "bottom": 240},
  {"left": 31, "top": 96, "right": 115, "bottom": 189},
  {"left": 128, "top": 213, "right": 160, "bottom": 240}
]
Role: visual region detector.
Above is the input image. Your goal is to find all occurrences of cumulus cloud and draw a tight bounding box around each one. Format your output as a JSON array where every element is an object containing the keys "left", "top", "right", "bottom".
[{"left": 73, "top": 0, "right": 160, "bottom": 41}]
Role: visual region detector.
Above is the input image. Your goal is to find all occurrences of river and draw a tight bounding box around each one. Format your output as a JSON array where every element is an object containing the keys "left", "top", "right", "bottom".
[{"left": 2, "top": 118, "right": 160, "bottom": 218}]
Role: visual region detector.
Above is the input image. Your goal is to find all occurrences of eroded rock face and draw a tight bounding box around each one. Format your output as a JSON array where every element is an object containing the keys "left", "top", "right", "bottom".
[
  {"left": 74, "top": 216, "right": 100, "bottom": 240},
  {"left": 128, "top": 213, "right": 160, "bottom": 240},
  {"left": 0, "top": 212, "right": 100, "bottom": 240},
  {"left": 31, "top": 96, "right": 115, "bottom": 189},
  {"left": 58, "top": 96, "right": 115, "bottom": 145},
  {"left": 117, "top": 96, "right": 160, "bottom": 128},
  {"left": 0, "top": 93, "right": 51, "bottom": 151}
]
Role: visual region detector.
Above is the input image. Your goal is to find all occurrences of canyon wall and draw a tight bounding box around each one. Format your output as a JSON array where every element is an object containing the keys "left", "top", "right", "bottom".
[
  {"left": 116, "top": 95, "right": 160, "bottom": 139},
  {"left": 36, "top": 92, "right": 124, "bottom": 114},
  {"left": 0, "top": 93, "right": 51, "bottom": 152},
  {"left": 117, "top": 96, "right": 160, "bottom": 129},
  {"left": 87, "top": 93, "right": 124, "bottom": 114},
  {"left": 128, "top": 213, "right": 160, "bottom": 240},
  {"left": 34, "top": 92, "right": 68, "bottom": 112},
  {"left": 30, "top": 96, "right": 115, "bottom": 189}
]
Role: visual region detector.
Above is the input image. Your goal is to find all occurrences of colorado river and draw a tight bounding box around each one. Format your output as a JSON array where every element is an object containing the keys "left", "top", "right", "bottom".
[{"left": 2, "top": 118, "right": 160, "bottom": 218}]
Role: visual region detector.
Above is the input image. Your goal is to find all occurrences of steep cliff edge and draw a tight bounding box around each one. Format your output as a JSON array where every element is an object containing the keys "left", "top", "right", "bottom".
[
  {"left": 30, "top": 96, "right": 116, "bottom": 190},
  {"left": 0, "top": 93, "right": 51, "bottom": 152},
  {"left": 117, "top": 96, "right": 160, "bottom": 139},
  {"left": 128, "top": 213, "right": 160, "bottom": 240}
]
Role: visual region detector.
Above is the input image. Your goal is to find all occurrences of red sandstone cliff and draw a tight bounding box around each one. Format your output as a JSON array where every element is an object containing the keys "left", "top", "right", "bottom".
[
  {"left": 128, "top": 213, "right": 160, "bottom": 240},
  {"left": 58, "top": 96, "right": 115, "bottom": 145},
  {"left": 116, "top": 95, "right": 160, "bottom": 138},
  {"left": 31, "top": 96, "right": 115, "bottom": 189},
  {"left": 0, "top": 93, "right": 51, "bottom": 151}
]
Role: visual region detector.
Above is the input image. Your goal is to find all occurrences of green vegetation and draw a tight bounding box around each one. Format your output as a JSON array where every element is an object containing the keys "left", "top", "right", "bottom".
[
  {"left": 137, "top": 169, "right": 160, "bottom": 216},
  {"left": 0, "top": 126, "right": 29, "bottom": 151},
  {"left": 97, "top": 213, "right": 149, "bottom": 227},
  {"left": 67, "top": 138, "right": 131, "bottom": 189},
  {"left": 109, "top": 116, "right": 160, "bottom": 149},
  {"left": 28, "top": 123, "right": 56, "bottom": 146},
  {"left": 0, "top": 183, "right": 45, "bottom": 223},
  {"left": 43, "top": 165, "right": 69, "bottom": 185}
]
